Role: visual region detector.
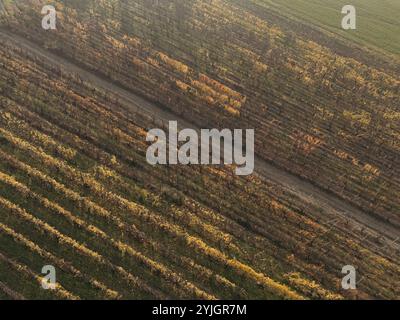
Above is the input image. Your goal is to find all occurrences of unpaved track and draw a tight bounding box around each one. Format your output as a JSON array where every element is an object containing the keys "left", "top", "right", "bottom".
[{"left": 1, "top": 30, "right": 399, "bottom": 253}]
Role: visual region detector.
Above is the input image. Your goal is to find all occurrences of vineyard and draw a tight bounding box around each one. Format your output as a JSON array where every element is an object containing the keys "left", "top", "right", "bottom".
[{"left": 0, "top": 0, "right": 399, "bottom": 299}]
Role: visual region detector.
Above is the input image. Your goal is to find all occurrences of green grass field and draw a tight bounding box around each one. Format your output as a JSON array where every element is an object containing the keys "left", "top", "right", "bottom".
[{"left": 256, "top": 0, "right": 400, "bottom": 57}]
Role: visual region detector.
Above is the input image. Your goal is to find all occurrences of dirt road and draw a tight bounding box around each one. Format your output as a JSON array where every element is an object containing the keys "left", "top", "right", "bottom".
[{"left": 1, "top": 30, "right": 399, "bottom": 254}]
